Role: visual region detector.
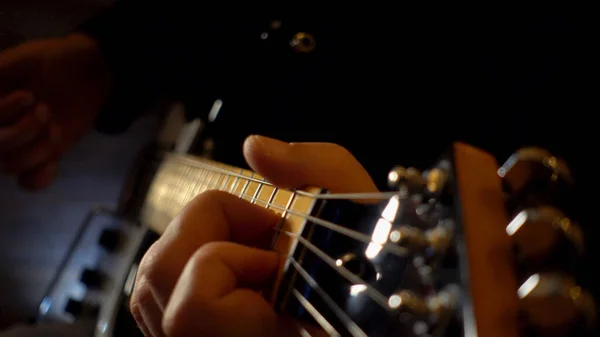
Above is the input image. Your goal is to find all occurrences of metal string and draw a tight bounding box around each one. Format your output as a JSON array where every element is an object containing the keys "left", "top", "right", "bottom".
[
  {"left": 290, "top": 288, "right": 342, "bottom": 337},
  {"left": 169, "top": 154, "right": 401, "bottom": 200},
  {"left": 288, "top": 258, "right": 369, "bottom": 337},
  {"left": 279, "top": 229, "right": 389, "bottom": 310},
  {"left": 161, "top": 157, "right": 409, "bottom": 258},
  {"left": 155, "top": 157, "right": 406, "bottom": 336}
]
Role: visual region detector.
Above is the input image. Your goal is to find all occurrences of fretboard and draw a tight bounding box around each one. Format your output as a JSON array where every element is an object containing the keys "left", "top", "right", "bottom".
[{"left": 140, "top": 153, "right": 320, "bottom": 247}]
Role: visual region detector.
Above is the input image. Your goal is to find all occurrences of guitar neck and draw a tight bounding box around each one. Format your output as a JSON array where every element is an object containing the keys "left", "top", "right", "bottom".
[{"left": 141, "top": 153, "right": 320, "bottom": 241}]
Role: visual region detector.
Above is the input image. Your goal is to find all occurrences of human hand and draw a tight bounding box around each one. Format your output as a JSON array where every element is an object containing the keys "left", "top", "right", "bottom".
[
  {"left": 131, "top": 135, "right": 378, "bottom": 336},
  {"left": 0, "top": 33, "right": 111, "bottom": 190}
]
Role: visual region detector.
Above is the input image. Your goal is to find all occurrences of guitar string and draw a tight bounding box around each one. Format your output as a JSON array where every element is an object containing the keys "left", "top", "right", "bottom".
[
  {"left": 169, "top": 155, "right": 400, "bottom": 200},
  {"left": 155, "top": 176, "right": 408, "bottom": 259},
  {"left": 288, "top": 258, "right": 369, "bottom": 337},
  {"left": 299, "top": 328, "right": 313, "bottom": 337},
  {"left": 153, "top": 166, "right": 400, "bottom": 335},
  {"left": 290, "top": 287, "right": 342, "bottom": 337},
  {"left": 152, "top": 169, "right": 394, "bottom": 311},
  {"left": 279, "top": 229, "right": 390, "bottom": 310}
]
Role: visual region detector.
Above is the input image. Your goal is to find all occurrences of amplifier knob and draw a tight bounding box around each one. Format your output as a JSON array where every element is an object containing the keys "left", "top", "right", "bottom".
[
  {"left": 98, "top": 228, "right": 121, "bottom": 252},
  {"left": 80, "top": 268, "right": 105, "bottom": 289},
  {"left": 64, "top": 298, "right": 99, "bottom": 319},
  {"left": 64, "top": 298, "right": 83, "bottom": 318}
]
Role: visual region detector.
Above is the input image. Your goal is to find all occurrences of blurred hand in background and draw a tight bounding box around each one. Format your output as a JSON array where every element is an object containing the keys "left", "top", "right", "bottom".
[{"left": 0, "top": 33, "right": 111, "bottom": 190}]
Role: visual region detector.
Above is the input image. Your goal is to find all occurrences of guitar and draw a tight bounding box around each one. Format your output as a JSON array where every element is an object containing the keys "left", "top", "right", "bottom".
[{"left": 139, "top": 142, "right": 595, "bottom": 337}]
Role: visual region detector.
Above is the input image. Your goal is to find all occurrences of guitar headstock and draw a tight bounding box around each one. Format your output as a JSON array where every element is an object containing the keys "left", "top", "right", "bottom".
[{"left": 273, "top": 143, "right": 595, "bottom": 337}]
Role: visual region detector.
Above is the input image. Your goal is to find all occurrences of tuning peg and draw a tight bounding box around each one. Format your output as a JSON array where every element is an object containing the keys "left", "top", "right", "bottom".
[
  {"left": 388, "top": 166, "right": 425, "bottom": 191},
  {"left": 518, "top": 273, "right": 596, "bottom": 335},
  {"left": 507, "top": 206, "right": 584, "bottom": 268},
  {"left": 389, "top": 222, "right": 453, "bottom": 257},
  {"left": 388, "top": 285, "right": 460, "bottom": 316},
  {"left": 498, "top": 148, "right": 573, "bottom": 208},
  {"left": 423, "top": 167, "right": 449, "bottom": 196}
]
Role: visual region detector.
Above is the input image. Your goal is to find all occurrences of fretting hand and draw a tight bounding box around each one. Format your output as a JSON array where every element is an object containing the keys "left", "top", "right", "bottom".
[{"left": 130, "top": 135, "right": 378, "bottom": 337}]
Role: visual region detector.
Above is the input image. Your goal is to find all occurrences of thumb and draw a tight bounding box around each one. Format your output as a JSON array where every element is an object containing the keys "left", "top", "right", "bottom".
[{"left": 243, "top": 135, "right": 378, "bottom": 193}]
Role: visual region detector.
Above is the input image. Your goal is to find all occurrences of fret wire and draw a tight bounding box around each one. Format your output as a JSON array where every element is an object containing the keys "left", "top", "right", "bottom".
[
  {"left": 209, "top": 169, "right": 222, "bottom": 190},
  {"left": 192, "top": 167, "right": 202, "bottom": 199},
  {"left": 149, "top": 183, "right": 408, "bottom": 259},
  {"left": 279, "top": 229, "right": 390, "bottom": 310},
  {"left": 289, "top": 258, "right": 367, "bottom": 337},
  {"left": 271, "top": 191, "right": 296, "bottom": 248},
  {"left": 193, "top": 167, "right": 204, "bottom": 193},
  {"left": 281, "top": 192, "right": 296, "bottom": 219},
  {"left": 201, "top": 168, "right": 210, "bottom": 192},
  {"left": 184, "top": 165, "right": 195, "bottom": 204},
  {"left": 239, "top": 173, "right": 253, "bottom": 199},
  {"left": 203, "top": 168, "right": 214, "bottom": 190},
  {"left": 220, "top": 172, "right": 231, "bottom": 191},
  {"left": 290, "top": 288, "right": 341, "bottom": 337},
  {"left": 211, "top": 172, "right": 223, "bottom": 190},
  {"left": 229, "top": 169, "right": 242, "bottom": 193},
  {"left": 265, "top": 187, "right": 278, "bottom": 210},
  {"left": 171, "top": 165, "right": 183, "bottom": 216},
  {"left": 251, "top": 179, "right": 265, "bottom": 204},
  {"left": 171, "top": 155, "right": 274, "bottom": 187},
  {"left": 171, "top": 154, "right": 401, "bottom": 200}
]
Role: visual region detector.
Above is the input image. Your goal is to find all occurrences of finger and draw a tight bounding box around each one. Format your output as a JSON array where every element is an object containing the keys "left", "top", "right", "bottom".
[
  {"left": 0, "top": 104, "right": 49, "bottom": 154},
  {"left": 130, "top": 276, "right": 165, "bottom": 337},
  {"left": 17, "top": 160, "right": 58, "bottom": 191},
  {"left": 132, "top": 191, "right": 280, "bottom": 311},
  {"left": 0, "top": 90, "right": 34, "bottom": 125},
  {"left": 1, "top": 122, "right": 60, "bottom": 174},
  {"left": 243, "top": 135, "right": 378, "bottom": 193},
  {"left": 162, "top": 242, "right": 289, "bottom": 337},
  {"left": 0, "top": 46, "right": 34, "bottom": 94}
]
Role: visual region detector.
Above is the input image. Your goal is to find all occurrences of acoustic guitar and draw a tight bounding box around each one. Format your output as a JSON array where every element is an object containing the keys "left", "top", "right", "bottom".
[{"left": 138, "top": 142, "right": 595, "bottom": 337}]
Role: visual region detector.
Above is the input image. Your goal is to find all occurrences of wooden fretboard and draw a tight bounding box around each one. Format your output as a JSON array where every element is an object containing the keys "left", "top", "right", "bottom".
[{"left": 140, "top": 153, "right": 320, "bottom": 257}]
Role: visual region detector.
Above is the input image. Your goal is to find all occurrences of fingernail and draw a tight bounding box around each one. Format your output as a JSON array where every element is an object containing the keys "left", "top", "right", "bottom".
[
  {"left": 251, "top": 135, "right": 289, "bottom": 157},
  {"left": 34, "top": 105, "right": 50, "bottom": 124}
]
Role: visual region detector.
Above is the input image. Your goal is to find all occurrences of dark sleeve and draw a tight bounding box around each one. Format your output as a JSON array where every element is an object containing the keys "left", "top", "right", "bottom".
[{"left": 78, "top": 0, "right": 235, "bottom": 133}]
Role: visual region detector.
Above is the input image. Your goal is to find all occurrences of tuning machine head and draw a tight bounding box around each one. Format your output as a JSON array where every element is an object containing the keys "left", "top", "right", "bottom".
[
  {"left": 388, "top": 166, "right": 425, "bottom": 192},
  {"left": 389, "top": 221, "right": 454, "bottom": 257},
  {"left": 518, "top": 273, "right": 596, "bottom": 335},
  {"left": 388, "top": 163, "right": 450, "bottom": 197},
  {"left": 507, "top": 206, "right": 584, "bottom": 269},
  {"left": 498, "top": 147, "right": 573, "bottom": 209},
  {"left": 386, "top": 285, "right": 461, "bottom": 335}
]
